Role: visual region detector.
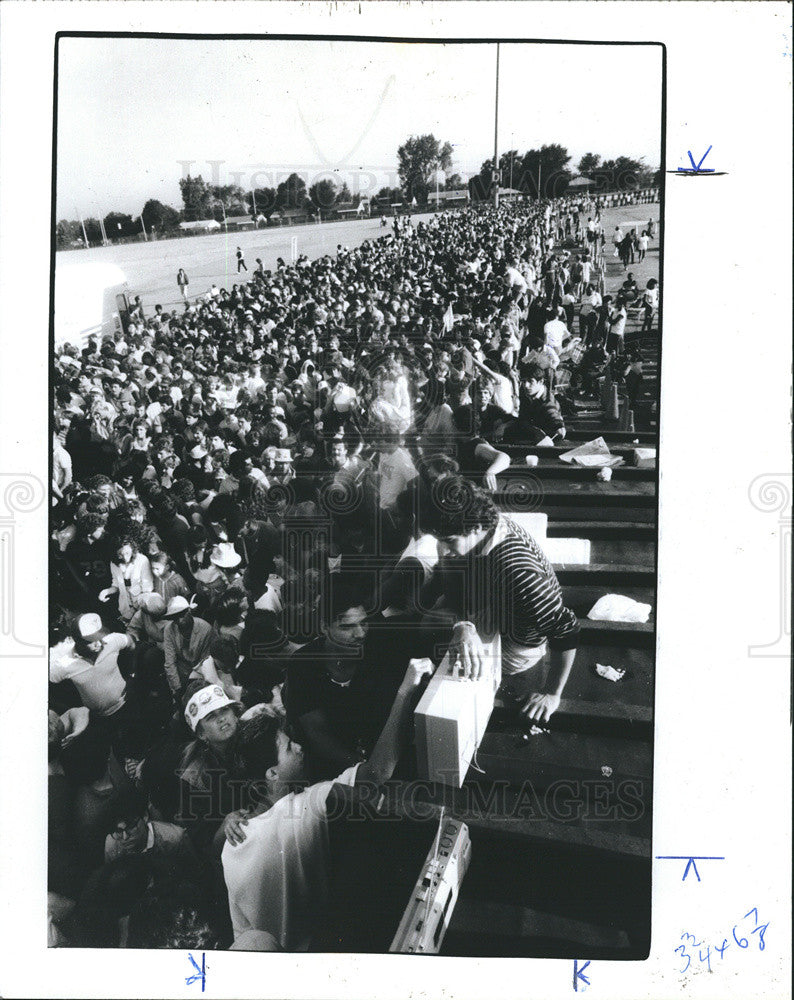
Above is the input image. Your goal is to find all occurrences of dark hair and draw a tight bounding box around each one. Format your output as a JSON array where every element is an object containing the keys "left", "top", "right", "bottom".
[
  {"left": 519, "top": 362, "right": 545, "bottom": 383},
  {"left": 76, "top": 511, "right": 106, "bottom": 537},
  {"left": 240, "top": 609, "right": 287, "bottom": 660},
  {"left": 209, "top": 635, "right": 239, "bottom": 667},
  {"left": 213, "top": 590, "right": 247, "bottom": 628},
  {"left": 112, "top": 534, "right": 139, "bottom": 557},
  {"left": 321, "top": 572, "right": 370, "bottom": 624},
  {"left": 417, "top": 453, "right": 460, "bottom": 483},
  {"left": 419, "top": 476, "right": 499, "bottom": 538},
  {"left": 126, "top": 877, "right": 219, "bottom": 950}
]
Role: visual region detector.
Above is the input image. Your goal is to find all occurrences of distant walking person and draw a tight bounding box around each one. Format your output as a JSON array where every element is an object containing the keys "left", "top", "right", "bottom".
[
  {"left": 236, "top": 246, "right": 248, "bottom": 273},
  {"left": 177, "top": 268, "right": 189, "bottom": 302},
  {"left": 641, "top": 279, "right": 659, "bottom": 334}
]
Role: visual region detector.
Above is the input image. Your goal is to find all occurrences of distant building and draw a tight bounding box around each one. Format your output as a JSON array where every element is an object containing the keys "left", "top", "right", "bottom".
[
  {"left": 335, "top": 201, "right": 368, "bottom": 218},
  {"left": 496, "top": 187, "right": 524, "bottom": 202},
  {"left": 225, "top": 214, "right": 256, "bottom": 230},
  {"left": 567, "top": 176, "right": 596, "bottom": 191},
  {"left": 271, "top": 207, "right": 312, "bottom": 225},
  {"left": 427, "top": 188, "right": 470, "bottom": 209},
  {"left": 179, "top": 219, "right": 222, "bottom": 232}
]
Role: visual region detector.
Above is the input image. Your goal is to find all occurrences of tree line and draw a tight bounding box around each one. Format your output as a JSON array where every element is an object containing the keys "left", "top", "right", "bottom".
[
  {"left": 56, "top": 135, "right": 659, "bottom": 248},
  {"left": 468, "top": 147, "right": 660, "bottom": 201},
  {"left": 56, "top": 172, "right": 364, "bottom": 250}
]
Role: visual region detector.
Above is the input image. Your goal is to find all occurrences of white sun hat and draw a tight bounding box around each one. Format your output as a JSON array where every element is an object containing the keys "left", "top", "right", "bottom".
[
  {"left": 184, "top": 684, "right": 235, "bottom": 731},
  {"left": 210, "top": 542, "right": 242, "bottom": 569}
]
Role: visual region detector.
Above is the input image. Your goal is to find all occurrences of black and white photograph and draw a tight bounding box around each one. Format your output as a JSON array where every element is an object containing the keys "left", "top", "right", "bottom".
[
  {"left": 0, "top": 3, "right": 790, "bottom": 999},
  {"left": 47, "top": 34, "right": 662, "bottom": 957}
]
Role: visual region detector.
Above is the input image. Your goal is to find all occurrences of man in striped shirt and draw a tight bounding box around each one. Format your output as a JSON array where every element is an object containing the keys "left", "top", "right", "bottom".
[{"left": 421, "top": 477, "right": 578, "bottom": 722}]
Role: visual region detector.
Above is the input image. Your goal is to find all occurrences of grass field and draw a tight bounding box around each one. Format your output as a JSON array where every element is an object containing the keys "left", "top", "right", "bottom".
[{"left": 55, "top": 203, "right": 660, "bottom": 313}]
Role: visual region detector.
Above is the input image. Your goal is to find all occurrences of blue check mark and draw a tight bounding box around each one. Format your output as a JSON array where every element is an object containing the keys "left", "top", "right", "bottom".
[{"left": 679, "top": 146, "right": 715, "bottom": 173}]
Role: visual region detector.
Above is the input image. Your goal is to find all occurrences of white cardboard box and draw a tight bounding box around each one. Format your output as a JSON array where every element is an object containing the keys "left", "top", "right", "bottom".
[{"left": 414, "top": 634, "right": 502, "bottom": 788}]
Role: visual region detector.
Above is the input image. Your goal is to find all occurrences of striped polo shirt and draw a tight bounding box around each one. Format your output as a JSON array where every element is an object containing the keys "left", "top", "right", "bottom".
[{"left": 466, "top": 515, "right": 579, "bottom": 651}]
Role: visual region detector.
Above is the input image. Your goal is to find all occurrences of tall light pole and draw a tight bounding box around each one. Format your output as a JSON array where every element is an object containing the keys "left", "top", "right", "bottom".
[
  {"left": 493, "top": 42, "right": 500, "bottom": 209},
  {"left": 75, "top": 206, "right": 89, "bottom": 249},
  {"left": 138, "top": 214, "right": 148, "bottom": 242}
]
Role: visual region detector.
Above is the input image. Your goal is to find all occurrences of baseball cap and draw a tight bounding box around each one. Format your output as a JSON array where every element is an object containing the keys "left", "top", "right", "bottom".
[
  {"left": 162, "top": 595, "right": 197, "bottom": 619},
  {"left": 76, "top": 613, "right": 109, "bottom": 642},
  {"left": 138, "top": 593, "right": 167, "bottom": 617}
]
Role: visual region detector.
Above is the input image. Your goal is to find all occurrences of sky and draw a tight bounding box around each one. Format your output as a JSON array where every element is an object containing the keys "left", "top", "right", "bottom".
[{"left": 56, "top": 37, "right": 662, "bottom": 220}]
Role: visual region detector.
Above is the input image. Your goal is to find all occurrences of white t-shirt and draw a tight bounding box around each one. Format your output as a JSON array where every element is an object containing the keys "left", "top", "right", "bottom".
[
  {"left": 490, "top": 372, "right": 516, "bottom": 415},
  {"left": 214, "top": 386, "right": 239, "bottom": 411},
  {"left": 543, "top": 318, "right": 568, "bottom": 355},
  {"left": 398, "top": 534, "right": 440, "bottom": 582},
  {"left": 254, "top": 584, "right": 283, "bottom": 614},
  {"left": 222, "top": 764, "right": 360, "bottom": 951},
  {"left": 580, "top": 290, "right": 602, "bottom": 317},
  {"left": 609, "top": 307, "right": 628, "bottom": 338},
  {"left": 49, "top": 633, "right": 129, "bottom": 716},
  {"left": 245, "top": 375, "right": 266, "bottom": 397},
  {"left": 378, "top": 447, "right": 418, "bottom": 510},
  {"left": 643, "top": 286, "right": 659, "bottom": 309},
  {"left": 504, "top": 267, "right": 528, "bottom": 293}
]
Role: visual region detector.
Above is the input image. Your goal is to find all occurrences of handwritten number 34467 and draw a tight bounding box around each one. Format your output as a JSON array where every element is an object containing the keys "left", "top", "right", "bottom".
[{"left": 676, "top": 909, "right": 769, "bottom": 974}]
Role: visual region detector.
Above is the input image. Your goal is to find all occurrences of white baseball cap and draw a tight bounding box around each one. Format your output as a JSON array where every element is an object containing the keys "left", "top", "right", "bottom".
[
  {"left": 184, "top": 684, "right": 235, "bottom": 732},
  {"left": 163, "top": 595, "right": 198, "bottom": 619},
  {"left": 76, "top": 613, "right": 108, "bottom": 642}
]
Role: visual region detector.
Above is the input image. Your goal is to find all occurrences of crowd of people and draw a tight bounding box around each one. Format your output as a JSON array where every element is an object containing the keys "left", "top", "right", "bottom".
[{"left": 49, "top": 191, "right": 659, "bottom": 950}]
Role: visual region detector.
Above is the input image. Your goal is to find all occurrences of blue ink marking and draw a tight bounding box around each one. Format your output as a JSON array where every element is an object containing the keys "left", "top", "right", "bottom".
[
  {"left": 186, "top": 952, "right": 206, "bottom": 992},
  {"left": 573, "top": 959, "right": 591, "bottom": 991},
  {"left": 715, "top": 938, "right": 730, "bottom": 958},
  {"left": 676, "top": 907, "right": 770, "bottom": 974},
  {"left": 683, "top": 858, "right": 701, "bottom": 882},
  {"left": 677, "top": 146, "right": 715, "bottom": 173},
  {"left": 656, "top": 855, "right": 725, "bottom": 881},
  {"left": 669, "top": 145, "right": 726, "bottom": 175},
  {"left": 656, "top": 856, "right": 725, "bottom": 882}
]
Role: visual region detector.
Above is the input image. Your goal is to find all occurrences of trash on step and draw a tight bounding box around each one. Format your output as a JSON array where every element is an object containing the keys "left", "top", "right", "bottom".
[
  {"left": 588, "top": 593, "right": 652, "bottom": 623},
  {"left": 595, "top": 663, "right": 626, "bottom": 683},
  {"left": 525, "top": 454, "right": 539, "bottom": 467},
  {"left": 597, "top": 467, "right": 612, "bottom": 482},
  {"left": 559, "top": 436, "right": 623, "bottom": 469},
  {"left": 601, "top": 765, "right": 613, "bottom": 778},
  {"left": 631, "top": 447, "right": 656, "bottom": 468}
]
